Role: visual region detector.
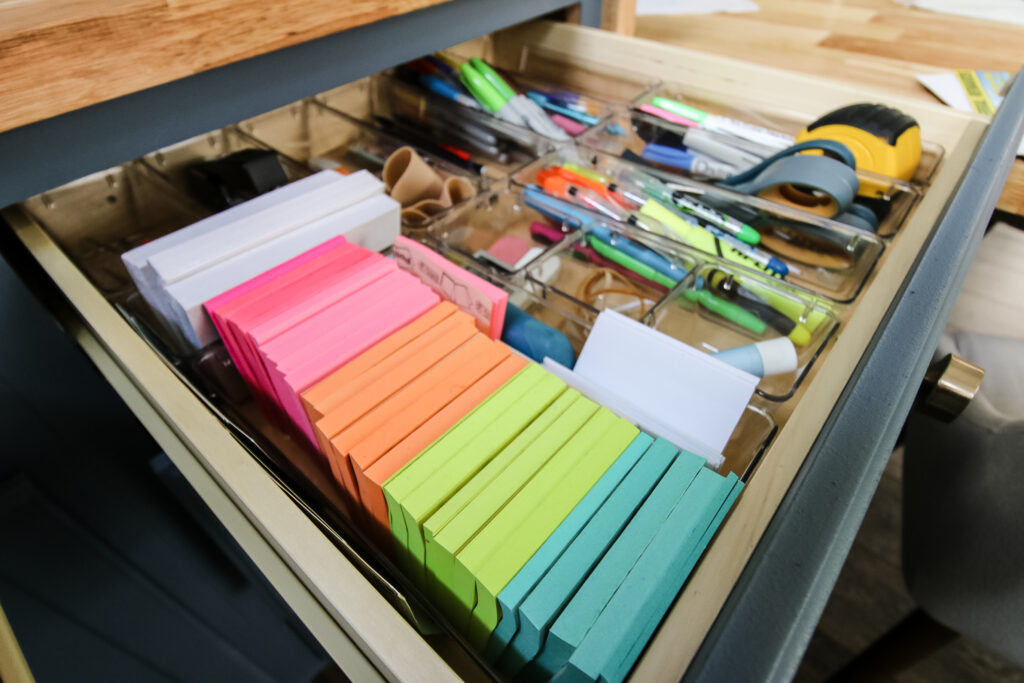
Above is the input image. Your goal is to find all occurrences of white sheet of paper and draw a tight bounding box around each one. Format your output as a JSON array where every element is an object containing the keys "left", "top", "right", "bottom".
[
  {"left": 568, "top": 310, "right": 757, "bottom": 459},
  {"left": 636, "top": 0, "right": 759, "bottom": 17}
]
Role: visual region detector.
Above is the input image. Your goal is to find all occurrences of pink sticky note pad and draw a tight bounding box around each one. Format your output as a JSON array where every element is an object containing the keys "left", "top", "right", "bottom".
[
  {"left": 219, "top": 247, "right": 374, "bottom": 398},
  {"left": 244, "top": 257, "right": 396, "bottom": 401},
  {"left": 486, "top": 235, "right": 533, "bottom": 269},
  {"left": 204, "top": 237, "right": 359, "bottom": 391},
  {"left": 392, "top": 235, "right": 508, "bottom": 339},
  {"left": 263, "top": 274, "right": 440, "bottom": 443}
]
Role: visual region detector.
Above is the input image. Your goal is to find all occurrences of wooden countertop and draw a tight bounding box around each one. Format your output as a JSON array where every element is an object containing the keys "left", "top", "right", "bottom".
[
  {"left": 631, "top": 0, "right": 1024, "bottom": 216},
  {"left": 0, "top": 0, "right": 448, "bottom": 135}
]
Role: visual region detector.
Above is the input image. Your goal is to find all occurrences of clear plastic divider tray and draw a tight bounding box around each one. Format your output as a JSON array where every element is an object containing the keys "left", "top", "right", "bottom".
[
  {"left": 428, "top": 186, "right": 839, "bottom": 401},
  {"left": 581, "top": 107, "right": 926, "bottom": 239},
  {"left": 510, "top": 147, "right": 884, "bottom": 303}
]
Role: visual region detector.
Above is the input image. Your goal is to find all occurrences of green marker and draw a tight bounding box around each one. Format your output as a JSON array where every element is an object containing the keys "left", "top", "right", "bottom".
[
  {"left": 587, "top": 235, "right": 678, "bottom": 289},
  {"left": 684, "top": 288, "right": 767, "bottom": 334},
  {"left": 470, "top": 58, "right": 517, "bottom": 101},
  {"left": 459, "top": 63, "right": 507, "bottom": 112},
  {"left": 652, "top": 96, "right": 709, "bottom": 125}
]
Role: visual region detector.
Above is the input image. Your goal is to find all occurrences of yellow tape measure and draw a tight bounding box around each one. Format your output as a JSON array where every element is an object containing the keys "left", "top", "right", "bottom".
[{"left": 795, "top": 103, "right": 922, "bottom": 195}]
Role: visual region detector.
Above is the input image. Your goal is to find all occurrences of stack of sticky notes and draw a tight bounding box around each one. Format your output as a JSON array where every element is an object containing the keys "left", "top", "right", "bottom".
[
  {"left": 125, "top": 176, "right": 752, "bottom": 680},
  {"left": 379, "top": 362, "right": 744, "bottom": 681},
  {"left": 122, "top": 170, "right": 400, "bottom": 350}
]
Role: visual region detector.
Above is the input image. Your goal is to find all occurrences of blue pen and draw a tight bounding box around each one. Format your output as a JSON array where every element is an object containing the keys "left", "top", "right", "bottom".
[
  {"left": 418, "top": 74, "right": 481, "bottom": 110},
  {"left": 641, "top": 143, "right": 736, "bottom": 179},
  {"left": 586, "top": 225, "right": 688, "bottom": 282},
  {"left": 704, "top": 224, "right": 789, "bottom": 276},
  {"left": 523, "top": 186, "right": 592, "bottom": 228},
  {"left": 526, "top": 92, "right": 601, "bottom": 126}
]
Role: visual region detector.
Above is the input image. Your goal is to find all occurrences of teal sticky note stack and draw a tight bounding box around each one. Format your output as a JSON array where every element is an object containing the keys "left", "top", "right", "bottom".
[
  {"left": 379, "top": 358, "right": 745, "bottom": 682},
  {"left": 483, "top": 433, "right": 655, "bottom": 664},
  {"left": 498, "top": 437, "right": 679, "bottom": 676},
  {"left": 558, "top": 471, "right": 743, "bottom": 683}
]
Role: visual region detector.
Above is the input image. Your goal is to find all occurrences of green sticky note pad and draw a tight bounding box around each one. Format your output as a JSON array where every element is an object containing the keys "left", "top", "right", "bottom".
[
  {"left": 460, "top": 410, "right": 640, "bottom": 649},
  {"left": 423, "top": 389, "right": 590, "bottom": 612},
  {"left": 383, "top": 364, "right": 542, "bottom": 576},
  {"left": 399, "top": 369, "right": 565, "bottom": 584}
]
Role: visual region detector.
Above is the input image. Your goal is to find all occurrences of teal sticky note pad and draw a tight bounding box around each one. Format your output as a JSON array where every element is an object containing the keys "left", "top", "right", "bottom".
[
  {"left": 498, "top": 437, "right": 677, "bottom": 676},
  {"left": 484, "top": 432, "right": 655, "bottom": 665},
  {"left": 611, "top": 475, "right": 744, "bottom": 680},
  {"left": 565, "top": 470, "right": 741, "bottom": 683},
  {"left": 531, "top": 449, "right": 706, "bottom": 679}
]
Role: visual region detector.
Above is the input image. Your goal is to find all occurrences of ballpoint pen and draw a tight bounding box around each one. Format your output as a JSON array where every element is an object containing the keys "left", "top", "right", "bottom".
[{"left": 526, "top": 91, "right": 601, "bottom": 126}]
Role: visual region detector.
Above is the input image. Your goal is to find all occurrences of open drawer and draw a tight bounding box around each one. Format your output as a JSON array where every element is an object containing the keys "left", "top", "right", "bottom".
[{"left": 3, "top": 19, "right": 1019, "bottom": 683}]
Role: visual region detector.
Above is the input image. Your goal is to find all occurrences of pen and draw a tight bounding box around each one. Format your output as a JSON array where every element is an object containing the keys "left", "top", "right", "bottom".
[
  {"left": 684, "top": 287, "right": 767, "bottom": 335},
  {"left": 587, "top": 225, "right": 688, "bottom": 283},
  {"left": 638, "top": 196, "right": 785, "bottom": 279},
  {"left": 704, "top": 224, "right": 789, "bottom": 277},
  {"left": 418, "top": 74, "right": 481, "bottom": 110},
  {"left": 670, "top": 193, "right": 761, "bottom": 245},
  {"left": 682, "top": 127, "right": 763, "bottom": 170},
  {"left": 651, "top": 96, "right": 795, "bottom": 151},
  {"left": 641, "top": 143, "right": 737, "bottom": 179},
  {"left": 527, "top": 92, "right": 601, "bottom": 126},
  {"left": 586, "top": 233, "right": 681, "bottom": 289}
]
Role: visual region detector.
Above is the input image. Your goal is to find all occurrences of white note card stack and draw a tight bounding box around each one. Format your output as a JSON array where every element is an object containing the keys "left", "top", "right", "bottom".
[
  {"left": 544, "top": 310, "right": 758, "bottom": 467},
  {"left": 121, "top": 170, "right": 400, "bottom": 350}
]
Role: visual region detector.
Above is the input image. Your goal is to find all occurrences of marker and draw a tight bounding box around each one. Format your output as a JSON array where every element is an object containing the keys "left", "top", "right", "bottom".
[
  {"left": 712, "top": 338, "right": 798, "bottom": 377},
  {"left": 669, "top": 192, "right": 760, "bottom": 245},
  {"left": 682, "top": 127, "right": 763, "bottom": 170},
  {"left": 641, "top": 143, "right": 736, "bottom": 179},
  {"left": 703, "top": 225, "right": 789, "bottom": 277},
  {"left": 651, "top": 96, "right": 795, "bottom": 151},
  {"left": 638, "top": 198, "right": 785, "bottom": 279},
  {"left": 637, "top": 103, "right": 699, "bottom": 128},
  {"left": 418, "top": 74, "right": 481, "bottom": 110},
  {"left": 684, "top": 288, "right": 766, "bottom": 335}
]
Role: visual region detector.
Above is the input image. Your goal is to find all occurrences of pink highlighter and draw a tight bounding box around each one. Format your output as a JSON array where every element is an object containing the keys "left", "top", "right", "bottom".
[{"left": 638, "top": 103, "right": 700, "bottom": 128}]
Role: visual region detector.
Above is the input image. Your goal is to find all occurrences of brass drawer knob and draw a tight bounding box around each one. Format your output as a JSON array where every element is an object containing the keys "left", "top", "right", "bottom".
[{"left": 918, "top": 353, "right": 985, "bottom": 422}]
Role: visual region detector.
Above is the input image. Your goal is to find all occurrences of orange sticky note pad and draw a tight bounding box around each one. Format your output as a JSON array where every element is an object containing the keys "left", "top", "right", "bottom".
[
  {"left": 300, "top": 301, "right": 459, "bottom": 424},
  {"left": 358, "top": 355, "right": 528, "bottom": 537},
  {"left": 312, "top": 310, "right": 479, "bottom": 469},
  {"left": 326, "top": 335, "right": 511, "bottom": 502}
]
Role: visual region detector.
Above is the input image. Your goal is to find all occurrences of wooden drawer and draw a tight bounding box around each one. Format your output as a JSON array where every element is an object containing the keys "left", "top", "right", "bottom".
[{"left": 3, "top": 19, "right": 1019, "bottom": 682}]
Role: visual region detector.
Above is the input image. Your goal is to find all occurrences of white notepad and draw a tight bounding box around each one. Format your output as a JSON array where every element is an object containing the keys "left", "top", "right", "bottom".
[
  {"left": 122, "top": 170, "right": 349, "bottom": 322},
  {"left": 164, "top": 193, "right": 400, "bottom": 348},
  {"left": 551, "top": 310, "right": 758, "bottom": 464}
]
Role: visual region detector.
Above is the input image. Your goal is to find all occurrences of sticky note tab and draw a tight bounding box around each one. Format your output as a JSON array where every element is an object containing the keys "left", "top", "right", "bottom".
[{"left": 392, "top": 235, "right": 508, "bottom": 339}]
